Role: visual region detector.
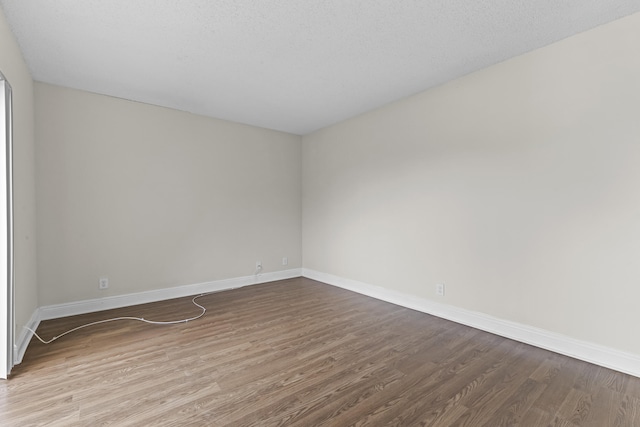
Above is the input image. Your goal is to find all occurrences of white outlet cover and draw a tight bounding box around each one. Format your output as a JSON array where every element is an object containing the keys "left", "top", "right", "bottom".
[{"left": 435, "top": 283, "right": 445, "bottom": 296}]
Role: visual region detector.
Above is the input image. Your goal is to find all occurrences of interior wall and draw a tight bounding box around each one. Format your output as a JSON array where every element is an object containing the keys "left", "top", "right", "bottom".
[
  {"left": 36, "top": 83, "right": 301, "bottom": 306},
  {"left": 302, "top": 12, "right": 640, "bottom": 355},
  {"left": 0, "top": 8, "right": 38, "bottom": 347}
]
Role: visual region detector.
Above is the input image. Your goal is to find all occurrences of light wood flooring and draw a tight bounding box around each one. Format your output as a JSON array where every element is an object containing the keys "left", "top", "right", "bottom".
[{"left": 1, "top": 277, "right": 639, "bottom": 426}]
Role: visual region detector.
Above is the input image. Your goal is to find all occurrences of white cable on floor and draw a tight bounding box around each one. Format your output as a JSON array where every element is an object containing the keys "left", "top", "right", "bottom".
[{"left": 26, "top": 293, "right": 210, "bottom": 345}]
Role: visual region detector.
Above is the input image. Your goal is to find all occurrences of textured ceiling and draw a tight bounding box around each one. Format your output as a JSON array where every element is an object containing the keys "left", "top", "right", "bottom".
[{"left": 1, "top": 1, "right": 639, "bottom": 135}]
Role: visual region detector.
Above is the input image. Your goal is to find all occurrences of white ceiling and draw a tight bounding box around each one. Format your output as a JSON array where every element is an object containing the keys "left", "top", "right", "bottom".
[{"left": 1, "top": 1, "right": 639, "bottom": 135}]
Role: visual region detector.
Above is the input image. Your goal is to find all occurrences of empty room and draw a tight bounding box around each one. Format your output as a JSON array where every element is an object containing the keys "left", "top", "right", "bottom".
[{"left": 1, "top": 1, "right": 640, "bottom": 425}]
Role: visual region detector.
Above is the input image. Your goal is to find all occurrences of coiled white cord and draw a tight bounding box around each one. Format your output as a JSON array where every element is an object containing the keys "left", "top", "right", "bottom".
[{"left": 26, "top": 293, "right": 209, "bottom": 345}]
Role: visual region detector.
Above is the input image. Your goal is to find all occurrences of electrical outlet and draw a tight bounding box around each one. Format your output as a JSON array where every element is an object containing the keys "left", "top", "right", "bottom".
[
  {"left": 435, "top": 283, "right": 445, "bottom": 296},
  {"left": 256, "top": 261, "right": 262, "bottom": 274},
  {"left": 282, "top": 257, "right": 288, "bottom": 266},
  {"left": 99, "top": 276, "right": 109, "bottom": 290}
]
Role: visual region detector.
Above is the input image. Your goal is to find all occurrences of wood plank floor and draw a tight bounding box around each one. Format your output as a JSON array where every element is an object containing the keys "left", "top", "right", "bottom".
[{"left": 2, "top": 277, "right": 639, "bottom": 426}]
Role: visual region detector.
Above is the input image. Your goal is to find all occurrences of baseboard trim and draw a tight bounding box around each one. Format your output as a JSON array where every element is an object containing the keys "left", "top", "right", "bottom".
[
  {"left": 12, "top": 269, "right": 302, "bottom": 365},
  {"left": 302, "top": 268, "right": 640, "bottom": 378},
  {"left": 14, "top": 308, "right": 41, "bottom": 365},
  {"left": 39, "top": 268, "right": 302, "bottom": 321},
  {"left": 19, "top": 268, "right": 640, "bottom": 378}
]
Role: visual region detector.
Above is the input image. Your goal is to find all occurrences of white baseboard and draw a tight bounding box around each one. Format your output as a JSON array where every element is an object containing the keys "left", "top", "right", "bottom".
[
  {"left": 302, "top": 268, "right": 640, "bottom": 379},
  {"left": 15, "top": 308, "right": 41, "bottom": 364},
  {"left": 15, "top": 268, "right": 302, "bottom": 364},
  {"left": 39, "top": 268, "right": 302, "bottom": 320},
  {"left": 17, "top": 267, "right": 640, "bottom": 379}
]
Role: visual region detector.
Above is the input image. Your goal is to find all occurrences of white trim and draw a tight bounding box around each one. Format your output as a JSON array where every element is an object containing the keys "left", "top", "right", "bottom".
[
  {"left": 39, "top": 268, "right": 302, "bottom": 321},
  {"left": 18, "top": 267, "right": 640, "bottom": 379},
  {"left": 12, "top": 269, "right": 301, "bottom": 364},
  {"left": 0, "top": 73, "right": 13, "bottom": 379},
  {"left": 14, "top": 308, "right": 40, "bottom": 364},
  {"left": 302, "top": 268, "right": 640, "bottom": 379}
]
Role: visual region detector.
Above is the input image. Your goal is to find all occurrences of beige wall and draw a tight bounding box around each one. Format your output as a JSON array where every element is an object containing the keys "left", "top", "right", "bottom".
[
  {"left": 36, "top": 83, "right": 301, "bottom": 305},
  {"left": 303, "top": 13, "right": 640, "bottom": 355},
  {"left": 0, "top": 9, "right": 38, "bottom": 344}
]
